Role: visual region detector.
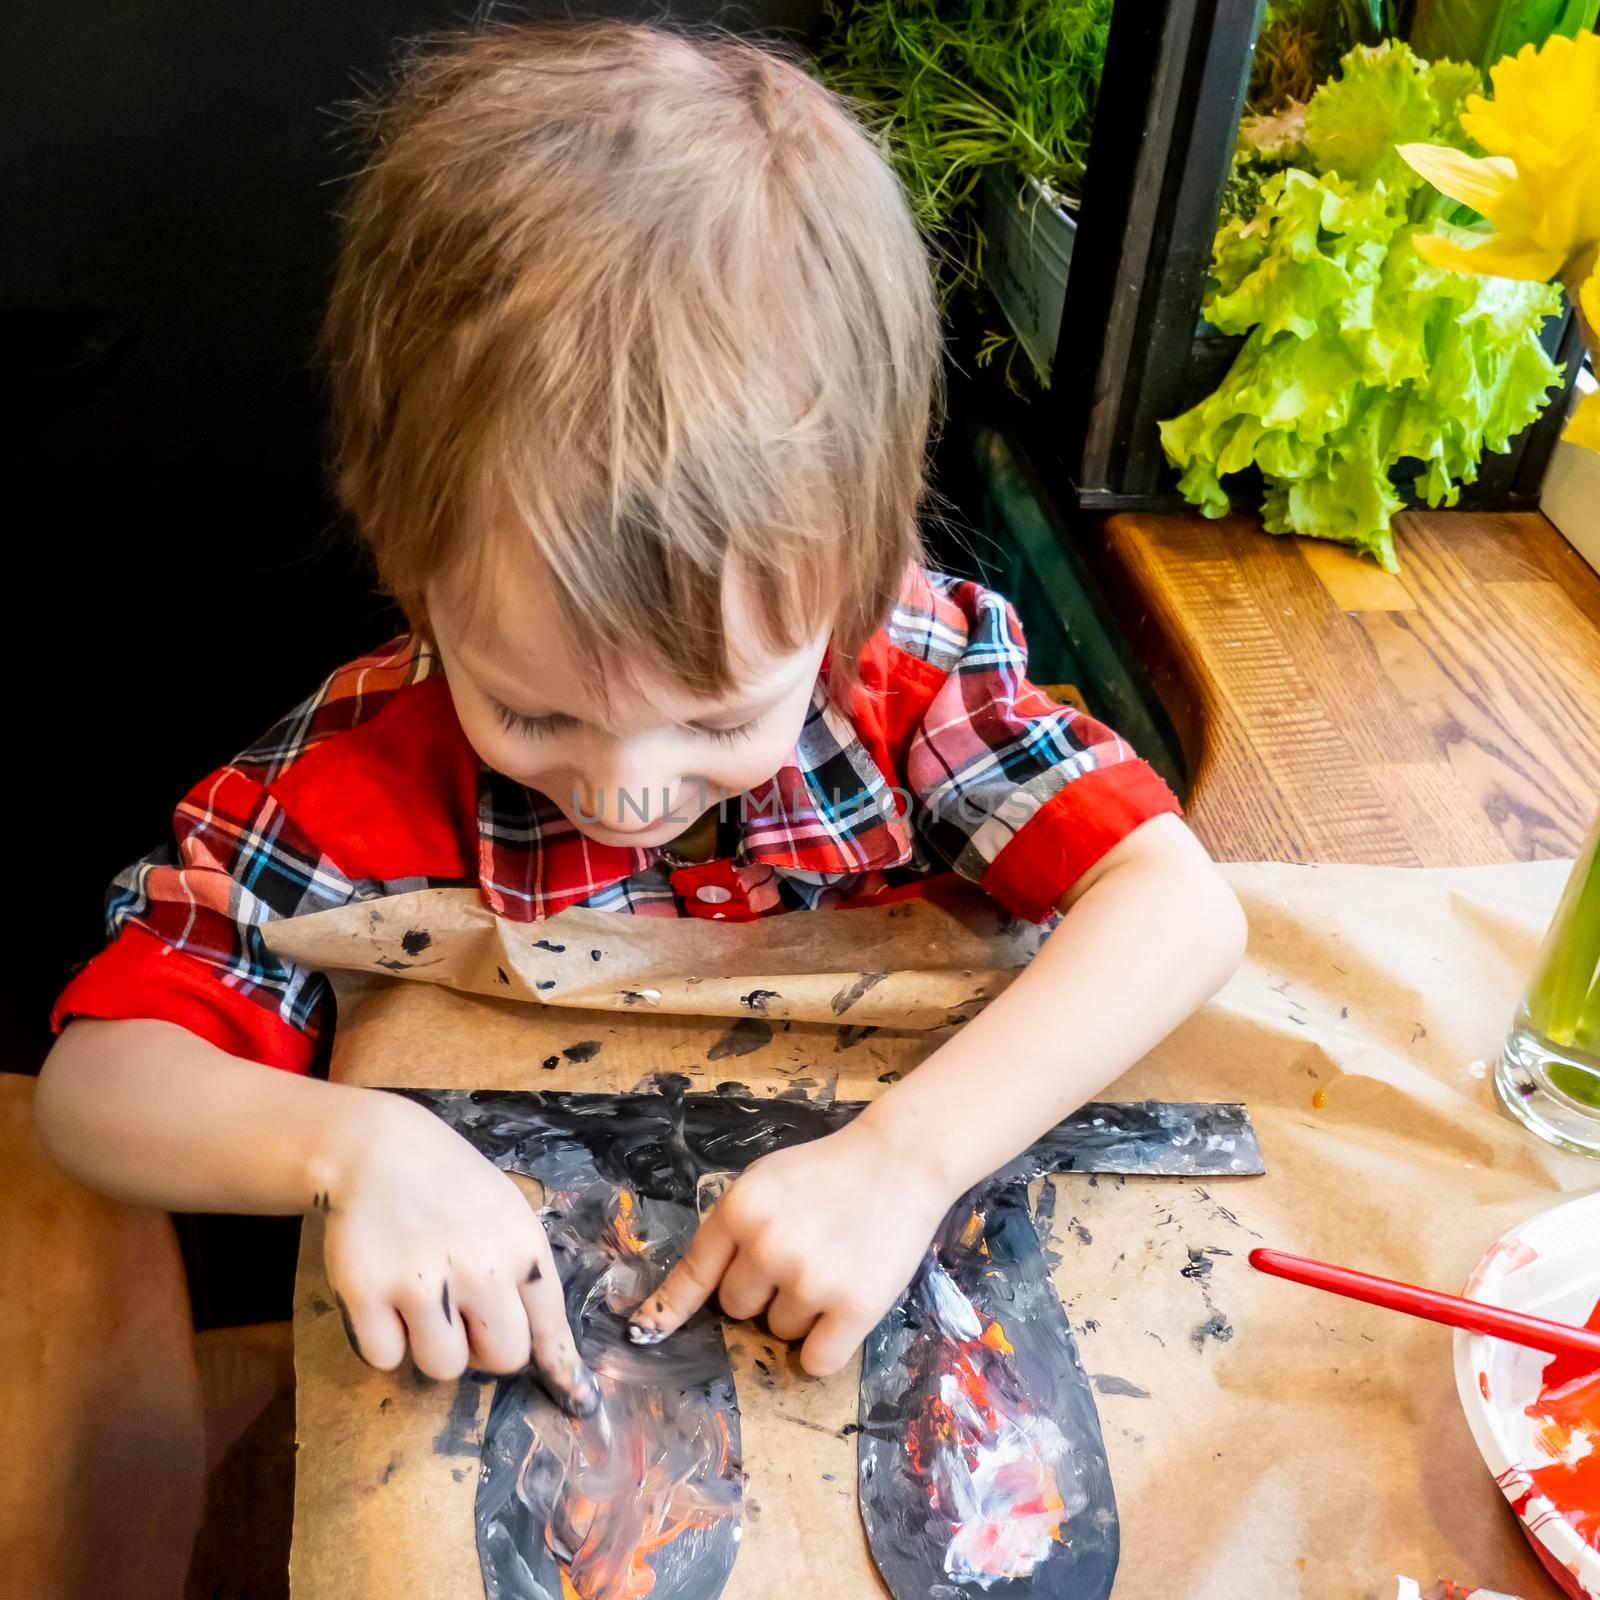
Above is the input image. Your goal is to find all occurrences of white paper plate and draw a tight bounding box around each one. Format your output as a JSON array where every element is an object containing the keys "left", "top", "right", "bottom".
[{"left": 1455, "top": 1192, "right": 1600, "bottom": 1600}]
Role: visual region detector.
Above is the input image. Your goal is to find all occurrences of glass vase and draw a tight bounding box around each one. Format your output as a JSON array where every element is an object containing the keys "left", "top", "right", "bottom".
[{"left": 1498, "top": 817, "right": 1600, "bottom": 1155}]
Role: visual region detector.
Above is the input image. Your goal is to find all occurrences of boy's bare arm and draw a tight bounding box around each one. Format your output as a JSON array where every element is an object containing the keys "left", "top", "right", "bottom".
[
  {"left": 632, "top": 814, "right": 1248, "bottom": 1373},
  {"left": 36, "top": 1019, "right": 597, "bottom": 1408},
  {"left": 853, "top": 813, "right": 1248, "bottom": 1199}
]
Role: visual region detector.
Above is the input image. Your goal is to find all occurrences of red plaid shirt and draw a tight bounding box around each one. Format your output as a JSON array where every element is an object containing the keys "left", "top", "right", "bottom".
[{"left": 53, "top": 567, "right": 1178, "bottom": 1073}]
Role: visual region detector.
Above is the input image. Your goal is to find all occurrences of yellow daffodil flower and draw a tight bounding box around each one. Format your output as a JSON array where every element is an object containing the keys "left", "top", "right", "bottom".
[
  {"left": 1566, "top": 266, "right": 1600, "bottom": 450},
  {"left": 1399, "top": 30, "right": 1600, "bottom": 282}
]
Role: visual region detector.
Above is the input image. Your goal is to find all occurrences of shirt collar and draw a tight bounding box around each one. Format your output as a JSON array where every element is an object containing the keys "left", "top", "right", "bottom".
[{"left": 475, "top": 678, "right": 913, "bottom": 919}]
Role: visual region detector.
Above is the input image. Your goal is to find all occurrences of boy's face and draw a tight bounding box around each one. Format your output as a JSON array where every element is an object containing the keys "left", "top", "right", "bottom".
[{"left": 427, "top": 540, "right": 827, "bottom": 850}]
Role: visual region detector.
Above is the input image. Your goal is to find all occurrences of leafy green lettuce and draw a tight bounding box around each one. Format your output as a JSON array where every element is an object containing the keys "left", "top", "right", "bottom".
[{"left": 1160, "top": 41, "right": 1562, "bottom": 570}]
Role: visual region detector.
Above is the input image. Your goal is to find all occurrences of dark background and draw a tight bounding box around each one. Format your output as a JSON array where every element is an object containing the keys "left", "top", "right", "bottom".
[
  {"left": 4, "top": 1, "right": 825, "bottom": 1070},
  {"left": 6, "top": 2, "right": 830, "bottom": 1326}
]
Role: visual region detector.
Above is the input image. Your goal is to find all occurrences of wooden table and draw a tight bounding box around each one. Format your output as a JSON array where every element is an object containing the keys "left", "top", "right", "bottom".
[{"left": 1101, "top": 509, "right": 1600, "bottom": 867}]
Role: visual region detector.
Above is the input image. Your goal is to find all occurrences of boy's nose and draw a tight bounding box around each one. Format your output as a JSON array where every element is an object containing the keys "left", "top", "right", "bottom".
[{"left": 573, "top": 751, "right": 676, "bottom": 829}]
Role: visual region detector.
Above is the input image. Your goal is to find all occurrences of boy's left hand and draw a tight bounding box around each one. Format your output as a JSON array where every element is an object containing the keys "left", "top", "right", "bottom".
[{"left": 628, "top": 1119, "right": 955, "bottom": 1375}]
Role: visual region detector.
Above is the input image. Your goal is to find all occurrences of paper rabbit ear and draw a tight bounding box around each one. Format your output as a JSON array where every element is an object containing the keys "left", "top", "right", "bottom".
[
  {"left": 476, "top": 1184, "right": 744, "bottom": 1600},
  {"left": 857, "top": 1183, "right": 1119, "bottom": 1600}
]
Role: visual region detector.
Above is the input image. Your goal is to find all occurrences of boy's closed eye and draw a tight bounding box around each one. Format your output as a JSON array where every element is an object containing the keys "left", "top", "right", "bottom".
[{"left": 489, "top": 699, "right": 759, "bottom": 747}]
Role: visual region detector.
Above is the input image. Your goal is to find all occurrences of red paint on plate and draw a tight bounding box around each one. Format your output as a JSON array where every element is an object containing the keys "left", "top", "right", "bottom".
[{"left": 1525, "top": 1295, "right": 1600, "bottom": 1551}]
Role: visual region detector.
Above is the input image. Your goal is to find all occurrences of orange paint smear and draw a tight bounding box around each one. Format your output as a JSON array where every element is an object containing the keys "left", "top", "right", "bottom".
[
  {"left": 609, "top": 1189, "right": 647, "bottom": 1255},
  {"left": 981, "top": 1320, "right": 1015, "bottom": 1355},
  {"left": 1524, "top": 1294, "right": 1600, "bottom": 1550}
]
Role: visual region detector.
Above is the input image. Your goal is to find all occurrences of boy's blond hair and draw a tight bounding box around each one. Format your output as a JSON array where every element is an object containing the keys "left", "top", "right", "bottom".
[{"left": 323, "top": 21, "right": 940, "bottom": 695}]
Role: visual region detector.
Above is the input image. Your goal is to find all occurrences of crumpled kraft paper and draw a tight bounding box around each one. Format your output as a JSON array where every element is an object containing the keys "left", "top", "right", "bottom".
[{"left": 284, "top": 860, "right": 1600, "bottom": 1600}]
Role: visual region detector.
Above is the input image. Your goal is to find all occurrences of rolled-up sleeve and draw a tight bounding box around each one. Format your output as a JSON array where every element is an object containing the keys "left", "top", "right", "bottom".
[
  {"left": 52, "top": 762, "right": 354, "bottom": 1074},
  {"left": 904, "top": 576, "right": 1181, "bottom": 922}
]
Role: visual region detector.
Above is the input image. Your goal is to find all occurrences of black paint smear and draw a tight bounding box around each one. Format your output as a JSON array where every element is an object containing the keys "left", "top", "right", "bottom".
[
  {"left": 375, "top": 957, "right": 411, "bottom": 972},
  {"left": 432, "top": 1373, "right": 493, "bottom": 1458},
  {"left": 535, "top": 980, "right": 556, "bottom": 991},
  {"left": 532, "top": 939, "right": 566, "bottom": 953},
  {"left": 1192, "top": 1314, "right": 1235, "bottom": 1351},
  {"left": 1033, "top": 1180, "right": 1063, "bottom": 1271},
  {"left": 1181, "top": 1247, "right": 1236, "bottom": 1354},
  {"left": 496, "top": 967, "right": 510, "bottom": 985},
  {"left": 562, "top": 1041, "right": 602, "bottom": 1063},
  {"left": 633, "top": 1072, "right": 694, "bottom": 1097},
  {"left": 1069, "top": 1217, "right": 1093, "bottom": 1247},
  {"left": 526, "top": 1261, "right": 542, "bottom": 1284},
  {"left": 379, "top": 1456, "right": 399, "bottom": 1485},
  {"left": 835, "top": 1024, "right": 879, "bottom": 1051},
  {"left": 309, "top": 1295, "right": 333, "bottom": 1318},
  {"left": 400, "top": 1091, "right": 1262, "bottom": 1209},
  {"left": 830, "top": 971, "right": 888, "bottom": 1015},
  {"left": 740, "top": 988, "right": 781, "bottom": 1012},
  {"left": 442, "top": 1281, "right": 453, "bottom": 1324},
  {"left": 541, "top": 1056, "right": 560, "bottom": 1071},
  {"left": 589, "top": 948, "right": 602, "bottom": 961},
  {"left": 401, "top": 929, "right": 433, "bottom": 956},
  {"left": 876, "top": 1070, "right": 902, "bottom": 1084},
  {"left": 1092, "top": 1374, "right": 1152, "bottom": 1399},
  {"left": 707, "top": 1017, "right": 773, "bottom": 1060},
  {"left": 333, "top": 1292, "right": 364, "bottom": 1362}
]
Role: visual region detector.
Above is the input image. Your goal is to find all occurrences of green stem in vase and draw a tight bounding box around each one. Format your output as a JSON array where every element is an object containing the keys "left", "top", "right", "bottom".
[
  {"left": 1526, "top": 842, "right": 1600, "bottom": 1048},
  {"left": 1571, "top": 961, "right": 1600, "bottom": 1055}
]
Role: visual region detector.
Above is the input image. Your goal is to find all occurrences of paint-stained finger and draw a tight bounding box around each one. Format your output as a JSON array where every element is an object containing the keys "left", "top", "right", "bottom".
[
  {"left": 519, "top": 1269, "right": 599, "bottom": 1417},
  {"left": 764, "top": 1289, "right": 821, "bottom": 1345},
  {"left": 336, "top": 1291, "right": 407, "bottom": 1370},
  {"left": 399, "top": 1283, "right": 471, "bottom": 1380},
  {"left": 460, "top": 1278, "right": 533, "bottom": 1375},
  {"left": 799, "top": 1308, "right": 867, "bottom": 1378},
  {"left": 629, "top": 1207, "right": 737, "bottom": 1340}
]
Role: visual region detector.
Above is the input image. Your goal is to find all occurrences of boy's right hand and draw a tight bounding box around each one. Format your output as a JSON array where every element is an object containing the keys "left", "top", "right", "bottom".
[{"left": 316, "top": 1090, "right": 598, "bottom": 1414}]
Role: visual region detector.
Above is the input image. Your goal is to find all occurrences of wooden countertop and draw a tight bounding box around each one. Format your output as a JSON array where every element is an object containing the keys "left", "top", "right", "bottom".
[{"left": 1100, "top": 508, "right": 1600, "bottom": 866}]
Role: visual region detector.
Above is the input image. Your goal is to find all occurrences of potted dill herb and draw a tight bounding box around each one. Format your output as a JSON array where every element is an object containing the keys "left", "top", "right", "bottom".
[{"left": 814, "top": 0, "right": 1111, "bottom": 382}]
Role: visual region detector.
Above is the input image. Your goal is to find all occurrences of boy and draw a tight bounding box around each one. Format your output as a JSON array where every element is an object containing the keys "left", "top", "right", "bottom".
[{"left": 36, "top": 22, "right": 1246, "bottom": 1417}]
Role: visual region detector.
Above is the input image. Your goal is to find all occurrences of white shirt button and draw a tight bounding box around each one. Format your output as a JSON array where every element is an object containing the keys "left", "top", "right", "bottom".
[{"left": 695, "top": 884, "right": 733, "bottom": 904}]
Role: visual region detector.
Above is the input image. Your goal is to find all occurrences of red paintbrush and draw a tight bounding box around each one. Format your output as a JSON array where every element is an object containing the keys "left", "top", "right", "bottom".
[{"left": 1249, "top": 1247, "right": 1600, "bottom": 1365}]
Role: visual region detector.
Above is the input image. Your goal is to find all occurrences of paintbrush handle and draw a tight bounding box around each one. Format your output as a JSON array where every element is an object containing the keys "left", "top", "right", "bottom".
[{"left": 1249, "top": 1248, "right": 1600, "bottom": 1364}]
